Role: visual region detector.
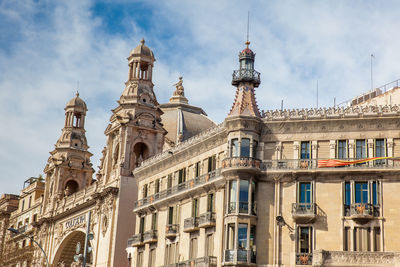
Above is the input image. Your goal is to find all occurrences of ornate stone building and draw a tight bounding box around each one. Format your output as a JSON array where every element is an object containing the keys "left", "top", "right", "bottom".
[
  {"left": 128, "top": 40, "right": 400, "bottom": 267},
  {"left": 3, "top": 37, "right": 400, "bottom": 267}
]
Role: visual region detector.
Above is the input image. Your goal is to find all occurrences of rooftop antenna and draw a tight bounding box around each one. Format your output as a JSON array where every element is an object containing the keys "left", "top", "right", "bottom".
[{"left": 247, "top": 11, "right": 250, "bottom": 44}]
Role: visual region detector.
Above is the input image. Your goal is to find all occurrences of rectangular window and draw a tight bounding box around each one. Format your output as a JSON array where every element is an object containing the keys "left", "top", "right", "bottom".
[
  {"left": 239, "top": 180, "right": 249, "bottom": 213},
  {"left": 299, "top": 182, "right": 312, "bottom": 204},
  {"left": 297, "top": 226, "right": 312, "bottom": 253},
  {"left": 143, "top": 184, "right": 148, "bottom": 198},
  {"left": 149, "top": 248, "right": 156, "bottom": 267},
  {"left": 241, "top": 138, "right": 251, "bottom": 157},
  {"left": 227, "top": 224, "right": 235, "bottom": 249},
  {"left": 355, "top": 182, "right": 368, "bottom": 203},
  {"left": 166, "top": 243, "right": 176, "bottom": 265},
  {"left": 229, "top": 180, "right": 237, "bottom": 213},
  {"left": 206, "top": 234, "right": 214, "bottom": 256},
  {"left": 337, "top": 140, "right": 347, "bottom": 159},
  {"left": 372, "top": 181, "right": 379, "bottom": 205},
  {"left": 192, "top": 198, "right": 199, "bottom": 217},
  {"left": 300, "top": 141, "right": 311, "bottom": 159},
  {"left": 356, "top": 140, "right": 366, "bottom": 159},
  {"left": 155, "top": 179, "right": 160, "bottom": 194},
  {"left": 178, "top": 168, "right": 186, "bottom": 184},
  {"left": 139, "top": 217, "right": 145, "bottom": 233},
  {"left": 252, "top": 141, "right": 258, "bottom": 158},
  {"left": 238, "top": 223, "right": 248, "bottom": 249},
  {"left": 195, "top": 162, "right": 201, "bottom": 177},
  {"left": 231, "top": 139, "right": 239, "bottom": 157},
  {"left": 344, "top": 227, "right": 351, "bottom": 251},
  {"left": 168, "top": 207, "right": 174, "bottom": 225},
  {"left": 375, "top": 139, "right": 386, "bottom": 165},
  {"left": 207, "top": 193, "right": 214, "bottom": 212},
  {"left": 151, "top": 213, "right": 157, "bottom": 230},
  {"left": 28, "top": 196, "right": 32, "bottom": 208},
  {"left": 208, "top": 155, "right": 216, "bottom": 172},
  {"left": 189, "top": 237, "right": 198, "bottom": 260},
  {"left": 354, "top": 227, "right": 371, "bottom": 251},
  {"left": 250, "top": 225, "right": 256, "bottom": 254},
  {"left": 21, "top": 200, "right": 25, "bottom": 212},
  {"left": 344, "top": 182, "right": 351, "bottom": 216}
]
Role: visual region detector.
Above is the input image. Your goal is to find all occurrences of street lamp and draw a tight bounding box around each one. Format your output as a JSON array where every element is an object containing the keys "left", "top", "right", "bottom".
[
  {"left": 276, "top": 215, "right": 294, "bottom": 232},
  {"left": 7, "top": 227, "right": 50, "bottom": 267}
]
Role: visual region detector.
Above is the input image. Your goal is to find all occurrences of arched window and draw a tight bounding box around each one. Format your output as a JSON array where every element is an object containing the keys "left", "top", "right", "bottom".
[{"left": 64, "top": 180, "right": 79, "bottom": 196}]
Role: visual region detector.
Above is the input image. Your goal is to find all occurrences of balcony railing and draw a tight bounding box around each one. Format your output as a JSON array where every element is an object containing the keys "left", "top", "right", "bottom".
[
  {"left": 224, "top": 249, "right": 256, "bottom": 264},
  {"left": 127, "top": 233, "right": 143, "bottom": 247},
  {"left": 222, "top": 157, "right": 261, "bottom": 173},
  {"left": 232, "top": 69, "right": 261, "bottom": 86},
  {"left": 346, "top": 203, "right": 379, "bottom": 219},
  {"left": 165, "top": 224, "right": 179, "bottom": 239},
  {"left": 134, "top": 169, "right": 221, "bottom": 210},
  {"left": 183, "top": 217, "right": 199, "bottom": 232},
  {"left": 292, "top": 203, "right": 317, "bottom": 223},
  {"left": 199, "top": 212, "right": 216, "bottom": 228},
  {"left": 296, "top": 252, "right": 313, "bottom": 265},
  {"left": 263, "top": 158, "right": 400, "bottom": 171},
  {"left": 163, "top": 256, "right": 217, "bottom": 267},
  {"left": 227, "top": 201, "right": 257, "bottom": 215},
  {"left": 143, "top": 230, "right": 157, "bottom": 244}
]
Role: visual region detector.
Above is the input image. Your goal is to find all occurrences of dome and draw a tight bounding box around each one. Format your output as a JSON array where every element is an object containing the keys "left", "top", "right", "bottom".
[
  {"left": 129, "top": 39, "right": 154, "bottom": 58},
  {"left": 240, "top": 41, "right": 255, "bottom": 56},
  {"left": 65, "top": 92, "right": 87, "bottom": 112}
]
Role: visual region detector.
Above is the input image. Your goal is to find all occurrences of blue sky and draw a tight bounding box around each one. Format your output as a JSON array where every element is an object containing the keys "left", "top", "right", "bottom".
[{"left": 1, "top": 0, "right": 400, "bottom": 195}]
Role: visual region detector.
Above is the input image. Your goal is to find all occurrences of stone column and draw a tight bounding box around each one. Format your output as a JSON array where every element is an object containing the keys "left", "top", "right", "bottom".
[
  {"left": 329, "top": 140, "right": 336, "bottom": 159},
  {"left": 348, "top": 140, "right": 355, "bottom": 158},
  {"left": 368, "top": 139, "right": 374, "bottom": 167},
  {"left": 387, "top": 138, "right": 394, "bottom": 166}
]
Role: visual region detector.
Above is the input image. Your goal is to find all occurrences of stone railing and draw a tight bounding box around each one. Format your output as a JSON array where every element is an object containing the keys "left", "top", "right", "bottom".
[
  {"left": 292, "top": 203, "right": 316, "bottom": 216},
  {"left": 138, "top": 123, "right": 225, "bottom": 169},
  {"left": 184, "top": 217, "right": 199, "bottom": 231},
  {"left": 262, "top": 104, "right": 400, "bottom": 121},
  {"left": 313, "top": 250, "right": 400, "bottom": 266},
  {"left": 134, "top": 169, "right": 221, "bottom": 210},
  {"left": 347, "top": 203, "right": 380, "bottom": 218},
  {"left": 262, "top": 159, "right": 400, "bottom": 171},
  {"left": 55, "top": 182, "right": 98, "bottom": 214},
  {"left": 163, "top": 256, "right": 217, "bottom": 267},
  {"left": 127, "top": 233, "right": 143, "bottom": 247},
  {"left": 224, "top": 249, "right": 256, "bottom": 264},
  {"left": 222, "top": 157, "right": 261, "bottom": 169},
  {"left": 199, "top": 212, "right": 216, "bottom": 227},
  {"left": 143, "top": 230, "right": 157, "bottom": 243}
]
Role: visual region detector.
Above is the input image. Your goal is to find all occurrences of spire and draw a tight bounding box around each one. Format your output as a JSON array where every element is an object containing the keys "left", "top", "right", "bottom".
[{"left": 229, "top": 42, "right": 261, "bottom": 117}]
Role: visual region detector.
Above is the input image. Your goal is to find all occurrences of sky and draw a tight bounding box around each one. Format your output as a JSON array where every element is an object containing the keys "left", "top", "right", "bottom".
[{"left": 1, "top": 0, "right": 400, "bottom": 195}]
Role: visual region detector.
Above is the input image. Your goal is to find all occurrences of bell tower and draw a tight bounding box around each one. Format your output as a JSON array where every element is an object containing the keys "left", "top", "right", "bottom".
[
  {"left": 98, "top": 39, "right": 166, "bottom": 183},
  {"left": 43, "top": 92, "right": 94, "bottom": 215},
  {"left": 229, "top": 41, "right": 261, "bottom": 117}
]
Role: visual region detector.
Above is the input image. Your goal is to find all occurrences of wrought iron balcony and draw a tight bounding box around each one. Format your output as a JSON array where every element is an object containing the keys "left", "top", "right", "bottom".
[
  {"left": 198, "top": 212, "right": 216, "bottom": 228},
  {"left": 134, "top": 169, "right": 221, "bottom": 211},
  {"left": 232, "top": 69, "right": 261, "bottom": 86},
  {"left": 183, "top": 217, "right": 199, "bottom": 233},
  {"left": 347, "top": 203, "right": 379, "bottom": 221},
  {"left": 143, "top": 229, "right": 157, "bottom": 244},
  {"left": 224, "top": 249, "right": 256, "bottom": 264},
  {"left": 165, "top": 224, "right": 179, "bottom": 239},
  {"left": 127, "top": 233, "right": 143, "bottom": 247},
  {"left": 292, "top": 203, "right": 317, "bottom": 223},
  {"left": 296, "top": 253, "right": 313, "bottom": 265},
  {"left": 222, "top": 157, "right": 261, "bottom": 175}
]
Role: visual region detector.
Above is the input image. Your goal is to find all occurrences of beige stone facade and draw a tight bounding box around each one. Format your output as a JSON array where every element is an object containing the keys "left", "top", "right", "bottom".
[{"left": 129, "top": 41, "right": 400, "bottom": 267}]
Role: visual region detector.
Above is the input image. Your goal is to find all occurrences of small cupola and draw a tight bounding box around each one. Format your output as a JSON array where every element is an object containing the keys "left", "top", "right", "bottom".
[
  {"left": 127, "top": 39, "right": 155, "bottom": 82},
  {"left": 64, "top": 92, "right": 87, "bottom": 129},
  {"left": 232, "top": 41, "right": 260, "bottom": 87}
]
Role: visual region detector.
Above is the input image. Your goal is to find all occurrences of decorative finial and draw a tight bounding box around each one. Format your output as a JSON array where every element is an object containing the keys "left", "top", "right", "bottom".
[
  {"left": 173, "top": 77, "right": 184, "bottom": 96},
  {"left": 245, "top": 40, "right": 250, "bottom": 48},
  {"left": 76, "top": 91, "right": 79, "bottom": 97},
  {"left": 141, "top": 38, "right": 145, "bottom": 45}
]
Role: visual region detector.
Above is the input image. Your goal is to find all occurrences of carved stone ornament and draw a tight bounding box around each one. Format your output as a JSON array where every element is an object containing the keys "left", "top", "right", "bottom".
[{"left": 101, "top": 214, "right": 108, "bottom": 236}]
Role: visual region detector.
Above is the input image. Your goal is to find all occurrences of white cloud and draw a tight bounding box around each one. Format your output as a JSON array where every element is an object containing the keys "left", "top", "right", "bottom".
[{"left": 2, "top": 0, "right": 400, "bottom": 194}]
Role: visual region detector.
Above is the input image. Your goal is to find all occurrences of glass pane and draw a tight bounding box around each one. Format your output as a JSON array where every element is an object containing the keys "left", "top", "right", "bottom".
[
  {"left": 355, "top": 182, "right": 368, "bottom": 203},
  {"left": 230, "top": 181, "right": 237, "bottom": 203},
  {"left": 345, "top": 182, "right": 351, "bottom": 205},
  {"left": 238, "top": 223, "right": 248, "bottom": 249},
  {"left": 241, "top": 139, "right": 250, "bottom": 157},
  {"left": 299, "top": 182, "right": 311, "bottom": 203},
  {"left": 301, "top": 142, "right": 310, "bottom": 159},
  {"left": 231, "top": 139, "right": 239, "bottom": 157},
  {"left": 372, "top": 182, "right": 378, "bottom": 205},
  {"left": 338, "top": 140, "right": 347, "bottom": 159},
  {"left": 299, "top": 227, "right": 311, "bottom": 253},
  {"left": 356, "top": 140, "right": 366, "bottom": 158},
  {"left": 375, "top": 139, "right": 385, "bottom": 157},
  {"left": 239, "top": 180, "right": 249, "bottom": 202},
  {"left": 228, "top": 224, "right": 235, "bottom": 249}
]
